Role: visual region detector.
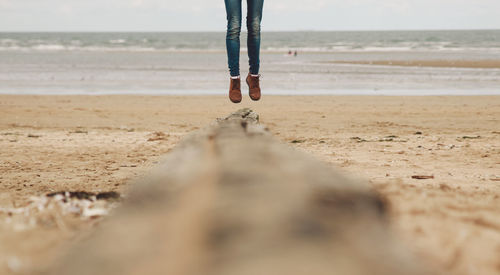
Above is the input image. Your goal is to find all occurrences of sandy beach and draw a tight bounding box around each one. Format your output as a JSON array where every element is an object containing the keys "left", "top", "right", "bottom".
[{"left": 0, "top": 95, "right": 499, "bottom": 274}]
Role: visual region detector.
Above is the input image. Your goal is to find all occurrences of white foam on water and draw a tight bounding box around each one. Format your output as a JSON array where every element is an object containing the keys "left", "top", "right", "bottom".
[
  {"left": 31, "top": 44, "right": 66, "bottom": 51},
  {"left": 109, "top": 39, "right": 127, "bottom": 44}
]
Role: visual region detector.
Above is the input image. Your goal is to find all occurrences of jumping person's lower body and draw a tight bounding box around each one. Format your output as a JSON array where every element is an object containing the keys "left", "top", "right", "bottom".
[{"left": 225, "top": 0, "right": 264, "bottom": 103}]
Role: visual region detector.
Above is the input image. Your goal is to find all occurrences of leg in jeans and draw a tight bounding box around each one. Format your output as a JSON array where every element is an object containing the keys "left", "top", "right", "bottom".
[
  {"left": 247, "top": 0, "right": 264, "bottom": 75},
  {"left": 225, "top": 0, "right": 242, "bottom": 77}
]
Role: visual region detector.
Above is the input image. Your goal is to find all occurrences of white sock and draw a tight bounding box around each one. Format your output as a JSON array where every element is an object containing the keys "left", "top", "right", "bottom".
[
  {"left": 251, "top": 74, "right": 259, "bottom": 78},
  {"left": 231, "top": 76, "right": 240, "bottom": 79}
]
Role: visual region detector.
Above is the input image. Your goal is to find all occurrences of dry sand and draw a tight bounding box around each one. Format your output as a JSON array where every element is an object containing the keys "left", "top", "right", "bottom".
[{"left": 0, "top": 95, "right": 499, "bottom": 274}]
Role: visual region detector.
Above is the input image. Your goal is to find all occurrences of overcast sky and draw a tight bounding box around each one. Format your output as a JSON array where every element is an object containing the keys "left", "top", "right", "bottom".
[{"left": 1, "top": 0, "right": 499, "bottom": 32}]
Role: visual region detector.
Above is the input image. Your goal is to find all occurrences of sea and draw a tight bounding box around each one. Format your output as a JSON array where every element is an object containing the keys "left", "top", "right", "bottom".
[{"left": 1, "top": 30, "right": 499, "bottom": 95}]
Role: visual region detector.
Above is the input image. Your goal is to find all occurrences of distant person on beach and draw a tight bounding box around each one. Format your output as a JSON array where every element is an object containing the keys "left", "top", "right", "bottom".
[{"left": 225, "top": 0, "right": 264, "bottom": 103}]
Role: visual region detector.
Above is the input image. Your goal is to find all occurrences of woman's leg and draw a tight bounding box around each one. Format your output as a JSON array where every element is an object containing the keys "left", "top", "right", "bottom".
[
  {"left": 225, "top": 0, "right": 242, "bottom": 77},
  {"left": 247, "top": 0, "right": 264, "bottom": 75}
]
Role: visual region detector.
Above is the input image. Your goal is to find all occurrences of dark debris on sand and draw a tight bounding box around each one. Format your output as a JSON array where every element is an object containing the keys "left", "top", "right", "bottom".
[{"left": 47, "top": 191, "right": 121, "bottom": 201}]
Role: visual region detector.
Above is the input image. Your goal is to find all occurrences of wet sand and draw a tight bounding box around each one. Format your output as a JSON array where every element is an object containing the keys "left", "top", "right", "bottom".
[
  {"left": 0, "top": 95, "right": 499, "bottom": 274},
  {"left": 329, "top": 59, "right": 500, "bottom": 69}
]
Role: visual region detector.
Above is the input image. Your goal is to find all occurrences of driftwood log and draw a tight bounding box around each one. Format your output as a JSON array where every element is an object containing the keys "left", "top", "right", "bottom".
[{"left": 50, "top": 109, "right": 431, "bottom": 275}]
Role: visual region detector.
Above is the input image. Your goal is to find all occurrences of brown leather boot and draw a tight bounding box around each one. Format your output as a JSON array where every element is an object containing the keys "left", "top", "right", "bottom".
[
  {"left": 229, "top": 78, "right": 242, "bottom": 103},
  {"left": 246, "top": 74, "right": 261, "bottom": 101}
]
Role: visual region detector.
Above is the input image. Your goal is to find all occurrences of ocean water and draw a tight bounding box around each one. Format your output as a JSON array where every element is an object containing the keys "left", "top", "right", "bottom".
[
  {"left": 0, "top": 30, "right": 499, "bottom": 95},
  {"left": 2, "top": 30, "right": 500, "bottom": 53}
]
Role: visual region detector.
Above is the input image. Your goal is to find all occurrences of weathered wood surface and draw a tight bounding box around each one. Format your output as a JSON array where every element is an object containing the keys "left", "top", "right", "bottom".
[{"left": 50, "top": 109, "right": 431, "bottom": 275}]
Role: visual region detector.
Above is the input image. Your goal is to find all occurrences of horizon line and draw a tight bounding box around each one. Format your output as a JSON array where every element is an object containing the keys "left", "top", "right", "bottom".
[{"left": 1, "top": 28, "right": 500, "bottom": 33}]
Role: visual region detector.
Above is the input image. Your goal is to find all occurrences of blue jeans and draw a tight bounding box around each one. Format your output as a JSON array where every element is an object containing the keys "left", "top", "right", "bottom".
[{"left": 225, "top": 0, "right": 264, "bottom": 77}]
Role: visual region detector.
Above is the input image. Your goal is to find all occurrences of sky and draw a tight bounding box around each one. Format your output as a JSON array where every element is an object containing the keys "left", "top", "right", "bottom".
[{"left": 0, "top": 0, "right": 499, "bottom": 32}]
